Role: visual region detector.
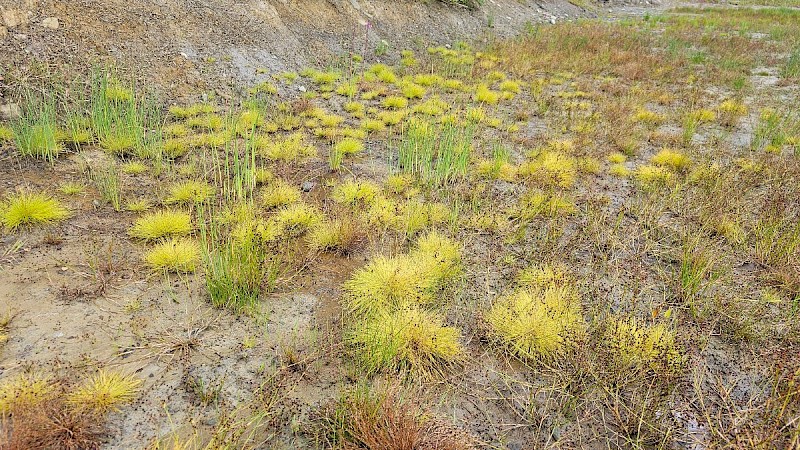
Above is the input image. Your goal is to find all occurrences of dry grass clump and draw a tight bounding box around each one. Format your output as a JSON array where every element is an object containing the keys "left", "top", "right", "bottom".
[
  {"left": 129, "top": 210, "right": 192, "bottom": 241},
  {"left": 0, "top": 369, "right": 141, "bottom": 449},
  {"left": 487, "top": 266, "right": 584, "bottom": 360},
  {"left": 315, "top": 386, "right": 475, "bottom": 450},
  {"left": 144, "top": 238, "right": 200, "bottom": 273},
  {"left": 1, "top": 191, "right": 70, "bottom": 230}
]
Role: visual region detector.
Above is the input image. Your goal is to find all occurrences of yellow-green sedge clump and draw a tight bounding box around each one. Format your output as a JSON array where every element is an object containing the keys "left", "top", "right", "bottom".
[
  {"left": 474, "top": 84, "right": 500, "bottom": 104},
  {"left": 514, "top": 192, "right": 576, "bottom": 220},
  {"left": 377, "top": 110, "right": 407, "bottom": 126},
  {"left": 465, "top": 107, "right": 486, "bottom": 123},
  {"left": 331, "top": 180, "right": 381, "bottom": 206},
  {"left": 636, "top": 164, "right": 674, "bottom": 186},
  {"left": 67, "top": 370, "right": 142, "bottom": 414},
  {"left": 631, "top": 108, "right": 664, "bottom": 126},
  {"left": 59, "top": 182, "right": 86, "bottom": 196},
  {"left": 399, "top": 81, "right": 426, "bottom": 99},
  {"left": 99, "top": 132, "right": 136, "bottom": 155},
  {"left": 718, "top": 99, "right": 747, "bottom": 126},
  {"left": 412, "top": 97, "right": 449, "bottom": 116},
  {"left": 413, "top": 74, "right": 442, "bottom": 87},
  {"left": 126, "top": 199, "right": 152, "bottom": 212},
  {"left": 385, "top": 173, "right": 413, "bottom": 194},
  {"left": 163, "top": 138, "right": 189, "bottom": 158},
  {"left": 163, "top": 123, "right": 189, "bottom": 138},
  {"left": 368, "top": 63, "right": 398, "bottom": 83},
  {"left": 307, "top": 218, "right": 361, "bottom": 254},
  {"left": 0, "top": 372, "right": 56, "bottom": 415},
  {"left": 334, "top": 138, "right": 364, "bottom": 156},
  {"left": 121, "top": 161, "right": 148, "bottom": 175},
  {"left": 651, "top": 148, "right": 691, "bottom": 171},
  {"left": 144, "top": 238, "right": 200, "bottom": 273},
  {"left": 273, "top": 203, "right": 322, "bottom": 236},
  {"left": 261, "top": 179, "right": 301, "bottom": 210},
  {"left": 129, "top": 210, "right": 192, "bottom": 241},
  {"left": 518, "top": 150, "right": 578, "bottom": 188},
  {"left": 361, "top": 119, "right": 386, "bottom": 133},
  {"left": 488, "top": 279, "right": 584, "bottom": 360},
  {"left": 382, "top": 96, "right": 409, "bottom": 110},
  {"left": 256, "top": 132, "right": 317, "bottom": 162},
  {"left": 603, "top": 317, "right": 682, "bottom": 375},
  {"left": 499, "top": 80, "right": 521, "bottom": 94},
  {"left": 347, "top": 306, "right": 462, "bottom": 375},
  {"left": 0, "top": 125, "right": 14, "bottom": 142},
  {"left": 1, "top": 191, "right": 70, "bottom": 230},
  {"left": 169, "top": 103, "right": 216, "bottom": 119},
  {"left": 610, "top": 163, "right": 631, "bottom": 177},
  {"left": 344, "top": 232, "right": 460, "bottom": 315},
  {"left": 608, "top": 152, "right": 627, "bottom": 164},
  {"left": 186, "top": 113, "right": 225, "bottom": 131},
  {"left": 164, "top": 180, "right": 214, "bottom": 205}
]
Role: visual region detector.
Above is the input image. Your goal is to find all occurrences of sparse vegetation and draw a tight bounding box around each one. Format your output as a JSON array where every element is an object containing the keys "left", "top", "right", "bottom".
[{"left": 4, "top": 6, "right": 800, "bottom": 448}]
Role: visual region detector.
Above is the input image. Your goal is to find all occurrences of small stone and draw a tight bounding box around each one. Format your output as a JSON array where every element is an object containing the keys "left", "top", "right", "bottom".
[
  {"left": 2, "top": 9, "right": 27, "bottom": 28},
  {"left": 550, "top": 17, "right": 557, "bottom": 24},
  {"left": 297, "top": 85, "right": 306, "bottom": 92},
  {"left": 0, "top": 103, "right": 21, "bottom": 120},
  {"left": 41, "top": 17, "right": 59, "bottom": 30},
  {"left": 301, "top": 181, "right": 315, "bottom": 192},
  {"left": 61, "top": 267, "right": 68, "bottom": 272}
]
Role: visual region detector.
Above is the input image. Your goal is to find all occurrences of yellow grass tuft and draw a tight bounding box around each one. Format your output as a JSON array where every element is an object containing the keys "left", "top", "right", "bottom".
[
  {"left": 651, "top": 148, "right": 691, "bottom": 171},
  {"left": 331, "top": 180, "right": 381, "bottom": 206},
  {"left": 348, "top": 306, "right": 462, "bottom": 375},
  {"left": 165, "top": 180, "right": 214, "bottom": 204},
  {"left": 261, "top": 179, "right": 301, "bottom": 210},
  {"left": 519, "top": 150, "right": 577, "bottom": 188},
  {"left": 144, "top": 238, "right": 200, "bottom": 273},
  {"left": 635, "top": 164, "right": 673, "bottom": 186},
  {"left": 475, "top": 84, "right": 500, "bottom": 104},
  {"left": 334, "top": 137, "right": 364, "bottom": 156},
  {"left": 129, "top": 210, "right": 192, "bottom": 241},
  {"left": 604, "top": 317, "right": 682, "bottom": 374},
  {"left": 1, "top": 191, "right": 70, "bottom": 230},
  {"left": 488, "top": 284, "right": 584, "bottom": 360},
  {"left": 67, "top": 370, "right": 142, "bottom": 414},
  {"left": 0, "top": 372, "right": 56, "bottom": 415}
]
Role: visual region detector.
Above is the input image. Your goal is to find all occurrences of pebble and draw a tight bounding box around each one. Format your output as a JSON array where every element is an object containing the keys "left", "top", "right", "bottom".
[
  {"left": 41, "top": 17, "right": 59, "bottom": 30},
  {"left": 301, "top": 181, "right": 315, "bottom": 192},
  {"left": 0, "top": 103, "right": 21, "bottom": 120}
]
